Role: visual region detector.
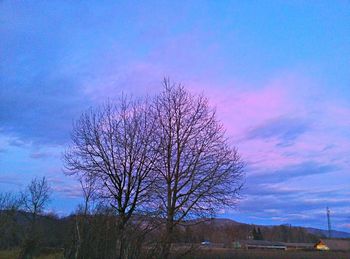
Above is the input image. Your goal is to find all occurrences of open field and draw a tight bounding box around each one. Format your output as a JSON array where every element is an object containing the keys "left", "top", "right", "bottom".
[
  {"left": 0, "top": 249, "right": 64, "bottom": 259},
  {"left": 175, "top": 247, "right": 350, "bottom": 259},
  {"left": 2, "top": 247, "right": 350, "bottom": 259},
  {"left": 0, "top": 250, "right": 18, "bottom": 259}
]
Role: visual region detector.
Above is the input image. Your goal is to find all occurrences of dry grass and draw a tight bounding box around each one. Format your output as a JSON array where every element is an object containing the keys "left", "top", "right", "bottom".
[
  {"left": 3, "top": 247, "right": 350, "bottom": 259},
  {"left": 0, "top": 249, "right": 19, "bottom": 259},
  {"left": 35, "top": 253, "right": 64, "bottom": 259},
  {"left": 0, "top": 249, "right": 64, "bottom": 259},
  {"left": 174, "top": 247, "right": 350, "bottom": 259}
]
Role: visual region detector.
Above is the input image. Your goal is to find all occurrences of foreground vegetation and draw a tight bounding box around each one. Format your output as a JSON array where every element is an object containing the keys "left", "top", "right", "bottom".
[
  {"left": 0, "top": 248, "right": 63, "bottom": 259},
  {"left": 2, "top": 247, "right": 350, "bottom": 259},
  {"left": 179, "top": 248, "right": 350, "bottom": 259}
]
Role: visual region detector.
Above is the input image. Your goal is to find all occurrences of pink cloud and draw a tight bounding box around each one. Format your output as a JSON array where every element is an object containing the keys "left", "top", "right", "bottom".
[
  {"left": 189, "top": 81, "right": 290, "bottom": 138},
  {"left": 186, "top": 72, "right": 350, "bottom": 176},
  {"left": 186, "top": 74, "right": 306, "bottom": 170}
]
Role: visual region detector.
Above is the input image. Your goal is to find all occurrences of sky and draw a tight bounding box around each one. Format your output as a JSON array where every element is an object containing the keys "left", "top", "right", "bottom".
[{"left": 1, "top": 1, "right": 349, "bottom": 232}]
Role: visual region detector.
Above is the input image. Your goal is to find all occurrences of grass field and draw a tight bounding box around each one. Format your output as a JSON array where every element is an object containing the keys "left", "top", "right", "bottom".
[
  {"left": 0, "top": 250, "right": 18, "bottom": 259},
  {"left": 0, "top": 249, "right": 64, "bottom": 259},
  {"left": 2, "top": 247, "right": 350, "bottom": 258}
]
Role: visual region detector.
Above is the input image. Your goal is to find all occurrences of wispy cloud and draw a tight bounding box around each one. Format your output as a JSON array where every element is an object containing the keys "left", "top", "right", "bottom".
[
  {"left": 249, "top": 161, "right": 339, "bottom": 184},
  {"left": 30, "top": 152, "right": 51, "bottom": 159},
  {"left": 246, "top": 116, "right": 310, "bottom": 147}
]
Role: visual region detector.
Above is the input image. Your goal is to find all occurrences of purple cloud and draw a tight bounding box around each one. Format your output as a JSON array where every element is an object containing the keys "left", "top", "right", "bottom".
[{"left": 246, "top": 117, "right": 310, "bottom": 146}]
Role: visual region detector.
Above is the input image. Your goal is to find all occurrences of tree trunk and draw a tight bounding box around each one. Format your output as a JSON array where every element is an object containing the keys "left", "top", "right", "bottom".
[
  {"left": 75, "top": 216, "right": 81, "bottom": 259},
  {"left": 117, "top": 218, "right": 126, "bottom": 259},
  {"left": 160, "top": 219, "right": 174, "bottom": 259}
]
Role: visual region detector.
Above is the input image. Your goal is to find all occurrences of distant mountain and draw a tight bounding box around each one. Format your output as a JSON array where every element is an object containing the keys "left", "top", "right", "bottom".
[{"left": 305, "top": 227, "right": 350, "bottom": 239}]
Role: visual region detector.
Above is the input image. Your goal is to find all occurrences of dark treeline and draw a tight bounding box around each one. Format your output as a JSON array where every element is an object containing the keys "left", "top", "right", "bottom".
[
  {"left": 174, "top": 220, "right": 321, "bottom": 244},
  {"left": 0, "top": 180, "right": 322, "bottom": 259},
  {"left": 0, "top": 205, "right": 321, "bottom": 257}
]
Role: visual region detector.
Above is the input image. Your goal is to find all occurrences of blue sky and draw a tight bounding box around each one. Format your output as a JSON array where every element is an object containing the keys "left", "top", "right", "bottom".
[{"left": 1, "top": 1, "right": 349, "bottom": 231}]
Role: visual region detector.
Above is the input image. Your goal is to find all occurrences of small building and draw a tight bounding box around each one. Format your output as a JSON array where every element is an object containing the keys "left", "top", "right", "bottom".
[
  {"left": 314, "top": 239, "right": 350, "bottom": 251},
  {"left": 239, "top": 240, "right": 287, "bottom": 250}
]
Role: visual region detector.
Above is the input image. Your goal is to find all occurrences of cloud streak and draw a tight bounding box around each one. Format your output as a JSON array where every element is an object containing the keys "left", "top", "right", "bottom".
[{"left": 246, "top": 117, "right": 310, "bottom": 147}]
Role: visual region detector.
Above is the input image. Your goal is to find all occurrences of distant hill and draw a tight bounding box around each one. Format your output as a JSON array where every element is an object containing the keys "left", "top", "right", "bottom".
[
  {"left": 213, "top": 218, "right": 350, "bottom": 239},
  {"left": 305, "top": 227, "right": 350, "bottom": 239},
  {"left": 208, "top": 218, "right": 350, "bottom": 239},
  {"left": 182, "top": 218, "right": 350, "bottom": 242}
]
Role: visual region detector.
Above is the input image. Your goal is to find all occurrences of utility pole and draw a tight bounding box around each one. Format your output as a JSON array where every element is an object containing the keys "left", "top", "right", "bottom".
[{"left": 327, "top": 207, "right": 332, "bottom": 238}]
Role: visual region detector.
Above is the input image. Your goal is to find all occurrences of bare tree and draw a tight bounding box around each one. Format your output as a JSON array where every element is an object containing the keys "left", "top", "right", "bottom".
[
  {"left": 79, "top": 176, "right": 97, "bottom": 216},
  {"left": 64, "top": 97, "right": 159, "bottom": 259},
  {"left": 21, "top": 176, "right": 51, "bottom": 224},
  {"left": 152, "top": 79, "right": 244, "bottom": 258},
  {"left": 19, "top": 176, "right": 51, "bottom": 259},
  {"left": 0, "top": 192, "right": 19, "bottom": 211},
  {"left": 70, "top": 177, "right": 97, "bottom": 259}
]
